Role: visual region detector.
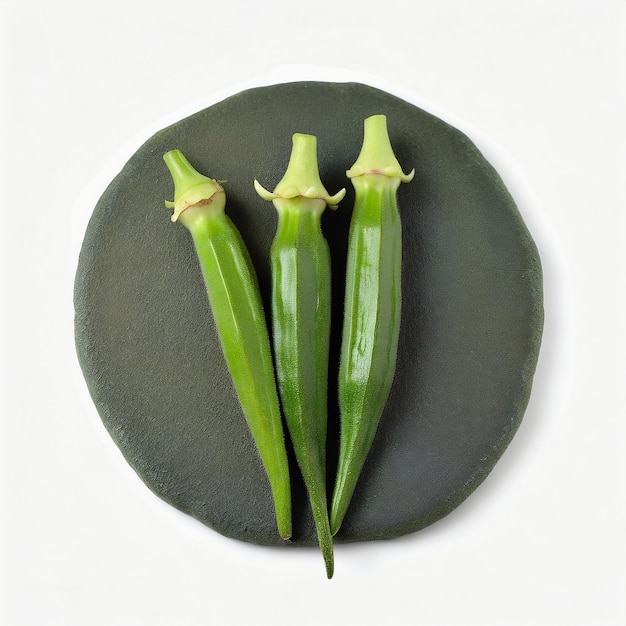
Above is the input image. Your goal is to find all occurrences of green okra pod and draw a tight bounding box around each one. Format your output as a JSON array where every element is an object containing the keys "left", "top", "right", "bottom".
[
  {"left": 255, "top": 134, "right": 345, "bottom": 578},
  {"left": 163, "top": 149, "right": 292, "bottom": 540},
  {"left": 330, "top": 115, "right": 414, "bottom": 535}
]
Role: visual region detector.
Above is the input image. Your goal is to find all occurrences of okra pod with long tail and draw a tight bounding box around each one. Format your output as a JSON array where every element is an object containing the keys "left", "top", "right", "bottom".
[
  {"left": 163, "top": 149, "right": 292, "bottom": 540},
  {"left": 330, "top": 115, "right": 414, "bottom": 535},
  {"left": 255, "top": 135, "right": 345, "bottom": 578}
]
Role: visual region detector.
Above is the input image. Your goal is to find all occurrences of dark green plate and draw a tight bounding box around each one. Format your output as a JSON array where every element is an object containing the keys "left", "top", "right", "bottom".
[{"left": 74, "top": 82, "right": 543, "bottom": 546}]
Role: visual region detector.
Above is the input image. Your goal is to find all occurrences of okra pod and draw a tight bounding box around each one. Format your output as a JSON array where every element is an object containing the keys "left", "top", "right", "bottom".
[
  {"left": 255, "top": 135, "right": 345, "bottom": 578},
  {"left": 163, "top": 149, "right": 292, "bottom": 540},
  {"left": 330, "top": 115, "right": 414, "bottom": 535}
]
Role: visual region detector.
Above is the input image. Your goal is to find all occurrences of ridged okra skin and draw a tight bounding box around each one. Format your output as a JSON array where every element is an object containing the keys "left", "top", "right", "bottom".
[
  {"left": 330, "top": 115, "right": 414, "bottom": 536},
  {"left": 271, "top": 203, "right": 330, "bottom": 481},
  {"left": 256, "top": 134, "right": 345, "bottom": 578},
  {"left": 271, "top": 199, "right": 333, "bottom": 575},
  {"left": 164, "top": 149, "right": 292, "bottom": 541}
]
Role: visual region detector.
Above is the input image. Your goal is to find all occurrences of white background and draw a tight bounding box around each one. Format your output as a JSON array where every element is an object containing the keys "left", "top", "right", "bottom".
[{"left": 1, "top": 1, "right": 624, "bottom": 624}]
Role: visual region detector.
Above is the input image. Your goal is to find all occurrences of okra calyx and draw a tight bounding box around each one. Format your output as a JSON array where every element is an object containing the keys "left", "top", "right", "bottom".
[
  {"left": 254, "top": 133, "right": 346, "bottom": 208},
  {"left": 163, "top": 149, "right": 225, "bottom": 223},
  {"left": 346, "top": 114, "right": 415, "bottom": 182}
]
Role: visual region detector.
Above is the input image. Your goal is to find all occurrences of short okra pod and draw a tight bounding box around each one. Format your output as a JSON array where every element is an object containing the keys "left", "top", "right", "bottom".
[
  {"left": 163, "top": 149, "right": 292, "bottom": 540},
  {"left": 255, "top": 135, "right": 345, "bottom": 578},
  {"left": 330, "top": 115, "right": 414, "bottom": 535}
]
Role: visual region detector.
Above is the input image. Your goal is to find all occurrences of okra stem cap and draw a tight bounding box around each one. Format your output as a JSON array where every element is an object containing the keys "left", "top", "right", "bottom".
[
  {"left": 163, "top": 149, "right": 224, "bottom": 222},
  {"left": 254, "top": 134, "right": 345, "bottom": 208},
  {"left": 346, "top": 114, "right": 415, "bottom": 182}
]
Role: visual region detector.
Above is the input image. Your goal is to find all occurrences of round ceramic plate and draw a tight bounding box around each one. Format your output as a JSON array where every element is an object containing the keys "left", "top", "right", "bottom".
[{"left": 74, "top": 81, "right": 543, "bottom": 547}]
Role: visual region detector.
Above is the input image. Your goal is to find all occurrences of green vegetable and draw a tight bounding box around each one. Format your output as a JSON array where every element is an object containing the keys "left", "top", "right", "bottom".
[
  {"left": 255, "top": 134, "right": 345, "bottom": 578},
  {"left": 330, "top": 115, "right": 414, "bottom": 535},
  {"left": 163, "top": 149, "right": 292, "bottom": 540}
]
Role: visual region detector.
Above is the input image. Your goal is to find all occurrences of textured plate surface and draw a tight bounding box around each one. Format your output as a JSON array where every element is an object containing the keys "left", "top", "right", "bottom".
[{"left": 74, "top": 82, "right": 543, "bottom": 546}]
